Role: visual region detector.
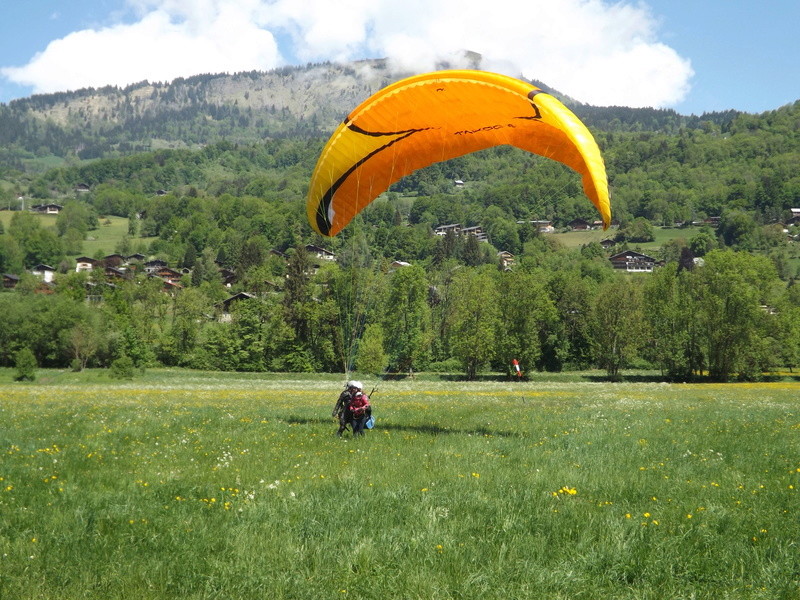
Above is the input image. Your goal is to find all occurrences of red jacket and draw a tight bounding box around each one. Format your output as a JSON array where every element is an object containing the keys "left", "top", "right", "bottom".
[{"left": 349, "top": 394, "right": 370, "bottom": 417}]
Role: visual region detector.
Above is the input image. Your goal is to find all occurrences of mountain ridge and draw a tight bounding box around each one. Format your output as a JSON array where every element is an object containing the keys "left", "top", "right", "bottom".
[{"left": 0, "top": 59, "right": 749, "bottom": 169}]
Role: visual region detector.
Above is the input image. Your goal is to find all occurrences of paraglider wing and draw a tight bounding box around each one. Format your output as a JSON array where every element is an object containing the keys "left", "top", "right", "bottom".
[{"left": 307, "top": 70, "right": 610, "bottom": 237}]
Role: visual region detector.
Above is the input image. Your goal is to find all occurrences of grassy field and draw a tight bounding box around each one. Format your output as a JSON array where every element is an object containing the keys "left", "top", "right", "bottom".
[
  {"left": 553, "top": 226, "right": 700, "bottom": 252},
  {"left": 1, "top": 369, "right": 797, "bottom": 599},
  {"left": 80, "top": 216, "right": 131, "bottom": 257},
  {"left": 0, "top": 212, "right": 132, "bottom": 258}
]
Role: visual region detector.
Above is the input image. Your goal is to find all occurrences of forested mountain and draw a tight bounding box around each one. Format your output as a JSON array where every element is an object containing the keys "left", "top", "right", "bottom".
[
  {"left": 1, "top": 59, "right": 747, "bottom": 169},
  {"left": 0, "top": 62, "right": 389, "bottom": 165}
]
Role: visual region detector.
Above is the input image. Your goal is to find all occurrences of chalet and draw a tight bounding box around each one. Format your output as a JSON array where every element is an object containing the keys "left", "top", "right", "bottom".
[
  {"left": 127, "top": 253, "right": 146, "bottom": 262},
  {"left": 461, "top": 225, "right": 488, "bottom": 241},
  {"left": 105, "top": 266, "right": 128, "bottom": 280},
  {"left": 609, "top": 250, "right": 658, "bottom": 273},
  {"left": 75, "top": 256, "right": 98, "bottom": 272},
  {"left": 389, "top": 261, "right": 411, "bottom": 270},
  {"left": 2, "top": 273, "right": 20, "bottom": 289},
  {"left": 31, "top": 264, "right": 56, "bottom": 283},
  {"left": 531, "top": 220, "right": 555, "bottom": 233},
  {"left": 600, "top": 238, "right": 616, "bottom": 250},
  {"left": 434, "top": 224, "right": 461, "bottom": 236},
  {"left": 155, "top": 267, "right": 182, "bottom": 283},
  {"left": 144, "top": 259, "right": 168, "bottom": 273},
  {"left": 305, "top": 245, "right": 336, "bottom": 261},
  {"left": 497, "top": 251, "right": 515, "bottom": 270},
  {"left": 103, "top": 254, "right": 126, "bottom": 268},
  {"left": 454, "top": 179, "right": 465, "bottom": 187},
  {"left": 568, "top": 218, "right": 591, "bottom": 231},
  {"left": 218, "top": 292, "right": 256, "bottom": 321},
  {"left": 75, "top": 183, "right": 90, "bottom": 193},
  {"left": 31, "top": 203, "right": 63, "bottom": 215}
]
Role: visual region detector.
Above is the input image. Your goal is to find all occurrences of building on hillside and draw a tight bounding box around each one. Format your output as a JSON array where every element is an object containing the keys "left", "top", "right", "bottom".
[
  {"left": 30, "top": 203, "right": 63, "bottom": 214},
  {"left": 32, "top": 264, "right": 56, "bottom": 283},
  {"left": 305, "top": 245, "right": 336, "bottom": 261},
  {"left": 154, "top": 267, "right": 183, "bottom": 284},
  {"left": 461, "top": 225, "right": 488, "bottom": 241},
  {"left": 103, "top": 254, "right": 126, "bottom": 268},
  {"left": 497, "top": 251, "right": 515, "bottom": 271},
  {"left": 600, "top": 238, "right": 617, "bottom": 250},
  {"left": 2, "top": 273, "right": 20, "bottom": 289},
  {"left": 434, "top": 224, "right": 461, "bottom": 236},
  {"left": 568, "top": 218, "right": 592, "bottom": 231},
  {"left": 609, "top": 250, "right": 658, "bottom": 273},
  {"left": 75, "top": 257, "right": 98, "bottom": 272},
  {"left": 144, "top": 259, "right": 168, "bottom": 273},
  {"left": 105, "top": 266, "right": 129, "bottom": 281},
  {"left": 218, "top": 292, "right": 256, "bottom": 322}
]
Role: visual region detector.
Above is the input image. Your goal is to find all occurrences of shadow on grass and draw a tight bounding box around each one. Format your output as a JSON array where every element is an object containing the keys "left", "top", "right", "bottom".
[{"left": 281, "top": 415, "right": 518, "bottom": 438}]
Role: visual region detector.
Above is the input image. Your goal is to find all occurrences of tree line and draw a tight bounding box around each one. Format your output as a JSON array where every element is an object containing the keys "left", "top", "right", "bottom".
[{"left": 2, "top": 241, "right": 798, "bottom": 381}]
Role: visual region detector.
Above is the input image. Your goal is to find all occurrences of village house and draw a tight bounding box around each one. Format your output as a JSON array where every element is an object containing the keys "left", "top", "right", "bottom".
[
  {"left": 600, "top": 238, "right": 617, "bottom": 250},
  {"left": 30, "top": 203, "right": 63, "bottom": 215},
  {"left": 217, "top": 291, "right": 256, "bottom": 322},
  {"left": 497, "top": 251, "right": 515, "bottom": 270},
  {"left": 461, "top": 225, "right": 488, "bottom": 241},
  {"left": 31, "top": 264, "right": 56, "bottom": 283},
  {"left": 609, "top": 250, "right": 658, "bottom": 272},
  {"left": 105, "top": 266, "right": 129, "bottom": 281},
  {"left": 154, "top": 267, "right": 183, "bottom": 284},
  {"left": 75, "top": 256, "right": 98, "bottom": 273},
  {"left": 305, "top": 245, "right": 336, "bottom": 261},
  {"left": 144, "top": 259, "right": 168, "bottom": 274},
  {"left": 103, "top": 254, "right": 126, "bottom": 268},
  {"left": 531, "top": 220, "right": 555, "bottom": 233},
  {"left": 2, "top": 273, "right": 20, "bottom": 289},
  {"left": 434, "top": 224, "right": 461, "bottom": 236},
  {"left": 568, "top": 218, "right": 592, "bottom": 231}
]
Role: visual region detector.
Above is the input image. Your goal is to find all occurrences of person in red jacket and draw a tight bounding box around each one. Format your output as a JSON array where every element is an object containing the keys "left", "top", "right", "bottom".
[{"left": 348, "top": 391, "right": 371, "bottom": 436}]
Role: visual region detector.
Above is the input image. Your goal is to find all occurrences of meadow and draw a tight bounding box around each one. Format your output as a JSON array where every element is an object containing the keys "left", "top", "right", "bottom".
[{"left": 0, "top": 370, "right": 798, "bottom": 599}]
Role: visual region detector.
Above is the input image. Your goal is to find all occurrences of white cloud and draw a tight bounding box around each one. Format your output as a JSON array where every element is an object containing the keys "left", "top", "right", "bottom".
[{"left": 1, "top": 0, "right": 693, "bottom": 107}]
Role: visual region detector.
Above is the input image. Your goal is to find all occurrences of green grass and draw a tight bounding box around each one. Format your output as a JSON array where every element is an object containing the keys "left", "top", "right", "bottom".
[
  {"left": 80, "top": 216, "right": 131, "bottom": 257},
  {"left": 0, "top": 212, "right": 132, "bottom": 258},
  {"left": 1, "top": 370, "right": 797, "bottom": 599},
  {"left": 551, "top": 226, "right": 701, "bottom": 252}
]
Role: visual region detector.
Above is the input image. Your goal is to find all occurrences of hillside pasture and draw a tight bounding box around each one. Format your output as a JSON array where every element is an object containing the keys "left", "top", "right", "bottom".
[
  {"left": 0, "top": 212, "right": 131, "bottom": 258},
  {"left": 1, "top": 371, "right": 797, "bottom": 599},
  {"left": 551, "top": 225, "right": 702, "bottom": 252}
]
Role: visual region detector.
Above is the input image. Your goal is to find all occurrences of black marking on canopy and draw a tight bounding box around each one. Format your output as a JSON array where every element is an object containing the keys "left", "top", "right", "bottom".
[{"left": 314, "top": 125, "right": 430, "bottom": 235}]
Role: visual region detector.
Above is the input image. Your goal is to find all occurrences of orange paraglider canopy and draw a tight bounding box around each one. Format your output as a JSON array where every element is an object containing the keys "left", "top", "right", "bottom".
[{"left": 307, "top": 69, "right": 610, "bottom": 237}]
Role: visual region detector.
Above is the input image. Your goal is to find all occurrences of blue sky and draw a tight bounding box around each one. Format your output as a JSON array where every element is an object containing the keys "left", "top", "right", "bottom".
[{"left": 1, "top": 0, "right": 797, "bottom": 115}]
